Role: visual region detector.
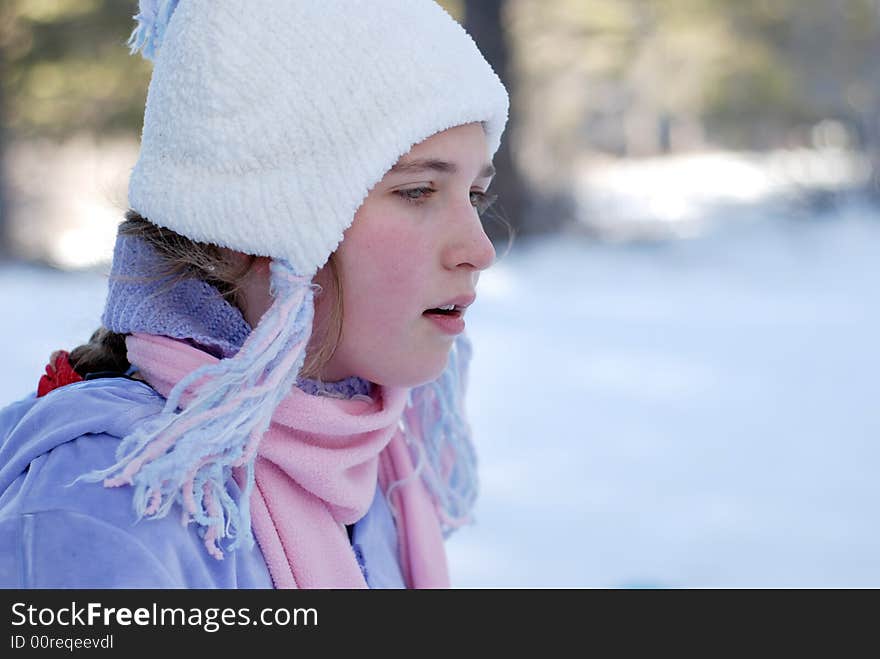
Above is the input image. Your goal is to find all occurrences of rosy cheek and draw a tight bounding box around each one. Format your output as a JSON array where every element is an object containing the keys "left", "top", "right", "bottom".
[{"left": 349, "top": 223, "right": 425, "bottom": 319}]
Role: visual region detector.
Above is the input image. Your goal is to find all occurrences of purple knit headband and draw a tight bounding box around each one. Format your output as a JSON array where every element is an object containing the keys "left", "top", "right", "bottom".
[{"left": 102, "top": 233, "right": 251, "bottom": 359}]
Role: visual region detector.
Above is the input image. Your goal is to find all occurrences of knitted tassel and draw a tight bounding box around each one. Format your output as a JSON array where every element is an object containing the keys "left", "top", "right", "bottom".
[
  {"left": 386, "top": 332, "right": 479, "bottom": 538},
  {"left": 75, "top": 259, "right": 315, "bottom": 559},
  {"left": 127, "top": 0, "right": 181, "bottom": 61}
]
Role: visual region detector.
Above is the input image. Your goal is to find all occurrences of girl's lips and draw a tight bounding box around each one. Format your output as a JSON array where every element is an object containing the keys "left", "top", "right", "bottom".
[{"left": 422, "top": 310, "right": 465, "bottom": 335}]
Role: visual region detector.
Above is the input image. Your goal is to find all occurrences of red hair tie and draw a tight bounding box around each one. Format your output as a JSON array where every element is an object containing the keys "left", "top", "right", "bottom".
[{"left": 37, "top": 350, "right": 83, "bottom": 397}]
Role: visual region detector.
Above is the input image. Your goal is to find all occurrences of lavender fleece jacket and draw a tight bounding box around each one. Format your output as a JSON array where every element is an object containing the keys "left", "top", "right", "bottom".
[{"left": 0, "top": 376, "right": 404, "bottom": 588}]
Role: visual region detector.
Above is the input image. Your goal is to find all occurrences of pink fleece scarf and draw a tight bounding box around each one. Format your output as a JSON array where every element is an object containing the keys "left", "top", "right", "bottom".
[{"left": 125, "top": 332, "right": 450, "bottom": 588}]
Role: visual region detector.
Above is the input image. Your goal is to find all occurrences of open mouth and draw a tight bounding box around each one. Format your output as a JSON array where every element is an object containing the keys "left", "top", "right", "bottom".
[{"left": 423, "top": 305, "right": 462, "bottom": 318}]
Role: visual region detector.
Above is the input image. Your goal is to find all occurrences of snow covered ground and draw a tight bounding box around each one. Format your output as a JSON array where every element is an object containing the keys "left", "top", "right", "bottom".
[
  {"left": 449, "top": 201, "right": 880, "bottom": 588},
  {"left": 1, "top": 155, "right": 878, "bottom": 588}
]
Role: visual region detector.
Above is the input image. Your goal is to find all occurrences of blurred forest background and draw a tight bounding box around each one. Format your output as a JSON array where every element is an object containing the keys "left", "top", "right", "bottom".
[
  {"left": 1, "top": 2, "right": 879, "bottom": 587},
  {"left": 1, "top": 0, "right": 879, "bottom": 265}
]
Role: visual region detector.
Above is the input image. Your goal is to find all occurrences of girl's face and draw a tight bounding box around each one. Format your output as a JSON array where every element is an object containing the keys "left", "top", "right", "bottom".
[{"left": 313, "top": 122, "right": 497, "bottom": 387}]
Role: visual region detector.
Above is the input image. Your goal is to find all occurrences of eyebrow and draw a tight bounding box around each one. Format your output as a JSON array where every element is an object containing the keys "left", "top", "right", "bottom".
[{"left": 389, "top": 158, "right": 496, "bottom": 179}]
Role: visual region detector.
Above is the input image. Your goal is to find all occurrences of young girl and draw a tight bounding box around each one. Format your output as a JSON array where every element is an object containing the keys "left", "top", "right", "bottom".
[{"left": 0, "top": 0, "right": 508, "bottom": 588}]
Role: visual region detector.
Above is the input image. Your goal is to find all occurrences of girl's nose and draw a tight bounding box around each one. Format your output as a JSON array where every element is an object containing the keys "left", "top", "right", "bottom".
[{"left": 443, "top": 202, "right": 497, "bottom": 272}]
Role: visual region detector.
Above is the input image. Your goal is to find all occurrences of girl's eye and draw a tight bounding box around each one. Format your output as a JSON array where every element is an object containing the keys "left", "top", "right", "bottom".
[
  {"left": 471, "top": 190, "right": 499, "bottom": 215},
  {"left": 396, "top": 187, "right": 499, "bottom": 215},
  {"left": 397, "top": 187, "right": 434, "bottom": 203}
]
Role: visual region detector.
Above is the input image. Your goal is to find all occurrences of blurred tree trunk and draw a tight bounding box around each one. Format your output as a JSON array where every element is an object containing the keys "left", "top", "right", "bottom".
[
  {"left": 465, "top": 0, "right": 555, "bottom": 243},
  {"left": 867, "top": 21, "right": 880, "bottom": 204},
  {"left": 0, "top": 9, "right": 11, "bottom": 260},
  {"left": 0, "top": 81, "right": 8, "bottom": 260}
]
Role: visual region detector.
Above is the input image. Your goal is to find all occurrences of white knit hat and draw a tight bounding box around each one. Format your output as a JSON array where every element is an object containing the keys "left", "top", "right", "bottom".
[{"left": 129, "top": 0, "right": 509, "bottom": 274}]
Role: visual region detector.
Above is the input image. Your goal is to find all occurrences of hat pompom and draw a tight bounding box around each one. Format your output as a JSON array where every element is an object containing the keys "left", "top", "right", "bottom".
[{"left": 127, "top": 0, "right": 181, "bottom": 61}]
